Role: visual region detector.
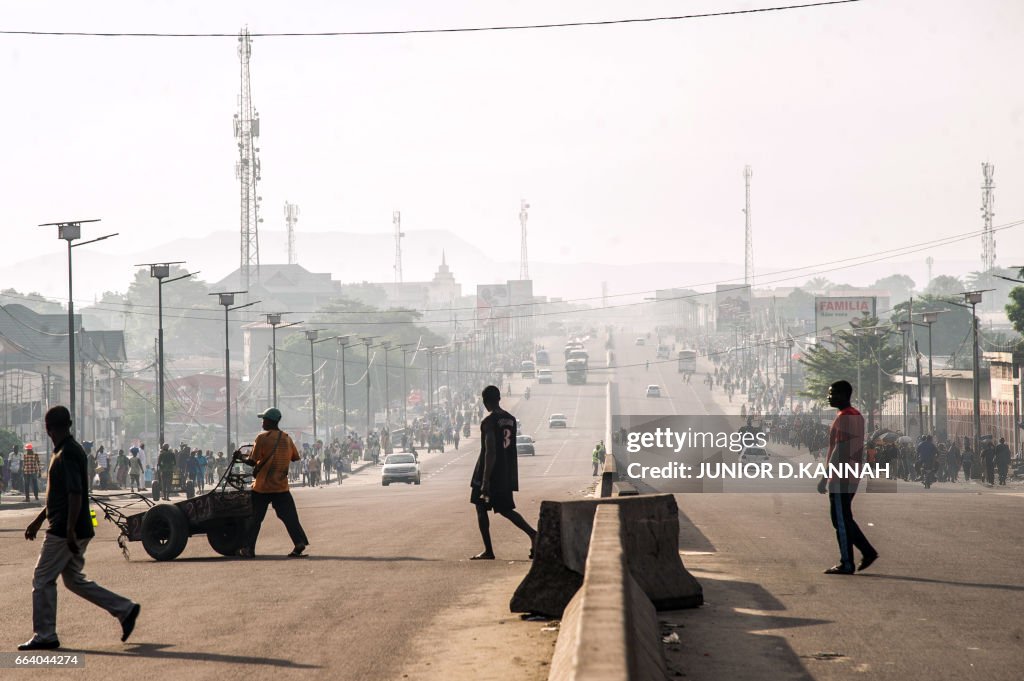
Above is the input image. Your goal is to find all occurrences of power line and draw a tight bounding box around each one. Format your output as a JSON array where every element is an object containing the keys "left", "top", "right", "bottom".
[{"left": 0, "top": 2, "right": 863, "bottom": 39}]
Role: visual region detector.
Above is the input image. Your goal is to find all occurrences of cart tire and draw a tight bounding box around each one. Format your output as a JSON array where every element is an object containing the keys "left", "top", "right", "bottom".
[
  {"left": 206, "top": 518, "right": 247, "bottom": 557},
  {"left": 152, "top": 480, "right": 161, "bottom": 502},
  {"left": 185, "top": 479, "right": 196, "bottom": 499},
  {"left": 141, "top": 504, "right": 189, "bottom": 561}
]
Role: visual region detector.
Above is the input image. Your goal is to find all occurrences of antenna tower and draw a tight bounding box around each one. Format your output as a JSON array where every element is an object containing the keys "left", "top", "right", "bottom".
[
  {"left": 519, "top": 199, "right": 530, "bottom": 280},
  {"left": 234, "top": 27, "right": 262, "bottom": 290},
  {"left": 981, "top": 162, "right": 995, "bottom": 271},
  {"left": 743, "top": 166, "right": 753, "bottom": 288},
  {"left": 284, "top": 202, "right": 299, "bottom": 265},
  {"left": 925, "top": 256, "right": 934, "bottom": 287},
  {"left": 393, "top": 211, "right": 405, "bottom": 284}
]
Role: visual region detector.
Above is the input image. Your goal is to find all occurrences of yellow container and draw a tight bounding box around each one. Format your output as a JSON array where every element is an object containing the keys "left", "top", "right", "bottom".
[{"left": 90, "top": 509, "right": 98, "bottom": 527}]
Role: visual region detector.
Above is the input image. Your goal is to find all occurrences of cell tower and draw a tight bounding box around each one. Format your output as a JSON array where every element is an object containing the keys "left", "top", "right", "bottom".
[
  {"left": 393, "top": 210, "right": 404, "bottom": 284},
  {"left": 981, "top": 162, "right": 995, "bottom": 271},
  {"left": 743, "top": 166, "right": 753, "bottom": 288},
  {"left": 925, "top": 256, "right": 934, "bottom": 287},
  {"left": 519, "top": 199, "right": 530, "bottom": 280},
  {"left": 284, "top": 202, "right": 299, "bottom": 265},
  {"left": 234, "top": 27, "right": 262, "bottom": 290}
]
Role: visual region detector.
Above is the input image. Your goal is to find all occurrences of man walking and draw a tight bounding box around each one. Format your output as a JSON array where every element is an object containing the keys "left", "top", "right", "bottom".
[
  {"left": 819, "top": 380, "right": 878, "bottom": 575},
  {"left": 157, "top": 444, "right": 176, "bottom": 498},
  {"left": 19, "top": 406, "right": 140, "bottom": 650},
  {"left": 236, "top": 407, "right": 309, "bottom": 558},
  {"left": 23, "top": 444, "right": 42, "bottom": 502},
  {"left": 128, "top": 449, "right": 144, "bottom": 493},
  {"left": 994, "top": 437, "right": 1011, "bottom": 485},
  {"left": 469, "top": 385, "right": 537, "bottom": 560}
]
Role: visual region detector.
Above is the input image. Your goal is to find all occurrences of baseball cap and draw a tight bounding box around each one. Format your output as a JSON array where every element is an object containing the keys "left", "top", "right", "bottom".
[
  {"left": 25, "top": 443, "right": 33, "bottom": 450},
  {"left": 258, "top": 407, "right": 282, "bottom": 422}
]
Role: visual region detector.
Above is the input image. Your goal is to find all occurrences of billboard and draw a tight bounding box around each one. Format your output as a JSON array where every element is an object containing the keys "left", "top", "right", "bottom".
[
  {"left": 476, "top": 284, "right": 510, "bottom": 319},
  {"left": 814, "top": 296, "right": 876, "bottom": 337},
  {"left": 715, "top": 284, "right": 750, "bottom": 332}
]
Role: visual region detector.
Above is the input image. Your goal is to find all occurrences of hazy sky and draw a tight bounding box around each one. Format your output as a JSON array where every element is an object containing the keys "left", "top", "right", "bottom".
[{"left": 2, "top": 0, "right": 1023, "bottom": 300}]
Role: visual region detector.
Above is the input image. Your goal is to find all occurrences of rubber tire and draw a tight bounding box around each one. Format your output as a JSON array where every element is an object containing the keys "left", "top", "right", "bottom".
[
  {"left": 382, "top": 481, "right": 390, "bottom": 486},
  {"left": 152, "top": 480, "right": 161, "bottom": 502},
  {"left": 206, "top": 518, "right": 247, "bottom": 557},
  {"left": 414, "top": 477, "right": 421, "bottom": 485},
  {"left": 185, "top": 479, "right": 196, "bottom": 499},
  {"left": 141, "top": 504, "right": 190, "bottom": 561}
]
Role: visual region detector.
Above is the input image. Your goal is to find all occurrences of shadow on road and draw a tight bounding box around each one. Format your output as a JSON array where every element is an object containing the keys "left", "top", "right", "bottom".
[
  {"left": 61, "top": 643, "right": 320, "bottom": 669},
  {"left": 858, "top": 573, "right": 1024, "bottom": 592},
  {"left": 167, "top": 554, "right": 439, "bottom": 563}
]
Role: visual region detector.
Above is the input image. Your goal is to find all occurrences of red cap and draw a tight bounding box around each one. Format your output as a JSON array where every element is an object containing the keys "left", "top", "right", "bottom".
[{"left": 25, "top": 443, "right": 33, "bottom": 450}]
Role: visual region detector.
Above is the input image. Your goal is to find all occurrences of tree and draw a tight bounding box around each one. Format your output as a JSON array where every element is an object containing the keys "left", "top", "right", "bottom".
[
  {"left": 1005, "top": 287, "right": 1024, "bottom": 336},
  {"left": 802, "top": 277, "right": 833, "bottom": 292},
  {"left": 924, "top": 275, "right": 964, "bottom": 298},
  {"left": 798, "top": 316, "right": 902, "bottom": 426},
  {"left": 873, "top": 274, "right": 915, "bottom": 305},
  {"left": 0, "top": 428, "right": 22, "bottom": 455},
  {"left": 889, "top": 297, "right": 973, "bottom": 360},
  {"left": 122, "top": 267, "right": 220, "bottom": 360}
]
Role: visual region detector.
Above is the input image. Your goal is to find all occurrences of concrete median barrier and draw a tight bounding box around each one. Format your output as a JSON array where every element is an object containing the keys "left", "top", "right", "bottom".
[
  {"left": 547, "top": 504, "right": 669, "bottom": 681},
  {"left": 510, "top": 493, "right": 703, "bottom": 617}
]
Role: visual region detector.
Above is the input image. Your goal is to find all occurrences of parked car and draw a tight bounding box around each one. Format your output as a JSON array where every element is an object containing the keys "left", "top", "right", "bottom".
[
  {"left": 645, "top": 384, "right": 661, "bottom": 398},
  {"left": 516, "top": 435, "right": 536, "bottom": 456},
  {"left": 548, "top": 413, "right": 568, "bottom": 428},
  {"left": 382, "top": 453, "right": 421, "bottom": 486}
]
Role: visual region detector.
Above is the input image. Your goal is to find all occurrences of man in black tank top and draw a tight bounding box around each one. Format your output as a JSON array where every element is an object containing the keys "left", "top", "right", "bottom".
[{"left": 469, "top": 385, "right": 537, "bottom": 560}]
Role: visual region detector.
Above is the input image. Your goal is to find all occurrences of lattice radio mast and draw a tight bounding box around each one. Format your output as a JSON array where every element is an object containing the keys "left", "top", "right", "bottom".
[
  {"left": 393, "top": 210, "right": 405, "bottom": 284},
  {"left": 519, "top": 199, "right": 530, "bottom": 280},
  {"left": 981, "top": 162, "right": 995, "bottom": 271},
  {"left": 234, "top": 27, "right": 262, "bottom": 290},
  {"left": 743, "top": 165, "right": 754, "bottom": 288},
  {"left": 284, "top": 202, "right": 299, "bottom": 265}
]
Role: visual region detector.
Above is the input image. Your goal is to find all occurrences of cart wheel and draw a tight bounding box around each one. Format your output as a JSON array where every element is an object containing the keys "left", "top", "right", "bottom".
[
  {"left": 185, "top": 479, "right": 196, "bottom": 499},
  {"left": 141, "top": 504, "right": 189, "bottom": 561},
  {"left": 206, "top": 518, "right": 247, "bottom": 556},
  {"left": 152, "top": 479, "right": 161, "bottom": 502}
]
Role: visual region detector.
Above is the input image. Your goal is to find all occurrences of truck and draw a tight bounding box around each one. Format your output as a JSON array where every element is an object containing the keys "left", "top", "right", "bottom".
[
  {"left": 567, "top": 348, "right": 589, "bottom": 370},
  {"left": 566, "top": 358, "right": 588, "bottom": 385},
  {"left": 677, "top": 349, "right": 697, "bottom": 374}
]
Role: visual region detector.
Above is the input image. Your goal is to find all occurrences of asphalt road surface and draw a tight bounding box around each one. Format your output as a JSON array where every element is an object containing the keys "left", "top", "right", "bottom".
[
  {"left": 614, "top": 331, "right": 1024, "bottom": 681},
  {"left": 0, "top": 335, "right": 605, "bottom": 681}
]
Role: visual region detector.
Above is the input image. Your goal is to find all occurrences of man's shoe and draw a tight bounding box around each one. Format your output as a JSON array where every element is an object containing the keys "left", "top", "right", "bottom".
[
  {"left": 121, "top": 603, "right": 141, "bottom": 642},
  {"left": 470, "top": 551, "right": 495, "bottom": 560},
  {"left": 857, "top": 553, "right": 879, "bottom": 572},
  {"left": 824, "top": 564, "right": 855, "bottom": 575},
  {"left": 18, "top": 638, "right": 60, "bottom": 651}
]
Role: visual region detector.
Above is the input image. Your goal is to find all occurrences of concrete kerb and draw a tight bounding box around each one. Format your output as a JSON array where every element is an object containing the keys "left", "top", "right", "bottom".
[
  {"left": 510, "top": 494, "right": 703, "bottom": 618},
  {"left": 547, "top": 504, "right": 669, "bottom": 681},
  {"left": 599, "top": 381, "right": 616, "bottom": 498}
]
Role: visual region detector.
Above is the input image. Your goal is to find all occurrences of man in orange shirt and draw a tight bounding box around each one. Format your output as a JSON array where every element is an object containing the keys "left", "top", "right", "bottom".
[{"left": 236, "top": 407, "right": 309, "bottom": 558}]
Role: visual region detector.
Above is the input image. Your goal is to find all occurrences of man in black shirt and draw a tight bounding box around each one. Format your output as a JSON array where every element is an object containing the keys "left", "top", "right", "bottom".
[
  {"left": 469, "top": 385, "right": 537, "bottom": 560},
  {"left": 19, "top": 406, "right": 140, "bottom": 651}
]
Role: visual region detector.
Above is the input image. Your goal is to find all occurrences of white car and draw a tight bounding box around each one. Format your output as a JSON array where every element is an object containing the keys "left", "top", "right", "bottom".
[
  {"left": 646, "top": 384, "right": 661, "bottom": 398},
  {"left": 634, "top": 337, "right": 646, "bottom": 346},
  {"left": 382, "top": 453, "right": 421, "bottom": 486},
  {"left": 537, "top": 369, "right": 553, "bottom": 384},
  {"left": 739, "top": 447, "right": 769, "bottom": 464},
  {"left": 516, "top": 435, "right": 536, "bottom": 456},
  {"left": 548, "top": 413, "right": 568, "bottom": 428}
]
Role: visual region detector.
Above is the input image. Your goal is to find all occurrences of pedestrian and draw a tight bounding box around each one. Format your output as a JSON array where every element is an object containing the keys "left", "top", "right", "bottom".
[
  {"left": 157, "top": 444, "right": 176, "bottom": 498},
  {"left": 592, "top": 443, "right": 602, "bottom": 476},
  {"left": 469, "top": 385, "right": 537, "bottom": 560},
  {"left": 236, "top": 407, "right": 309, "bottom": 558},
  {"left": 994, "top": 437, "right": 1011, "bottom": 485},
  {"left": 128, "top": 450, "right": 144, "bottom": 493},
  {"left": 9, "top": 447, "right": 23, "bottom": 496},
  {"left": 961, "top": 440, "right": 974, "bottom": 481},
  {"left": 23, "top": 444, "right": 42, "bottom": 502},
  {"left": 18, "top": 405, "right": 140, "bottom": 651},
  {"left": 981, "top": 439, "right": 996, "bottom": 485},
  {"left": 818, "top": 380, "right": 878, "bottom": 575}
]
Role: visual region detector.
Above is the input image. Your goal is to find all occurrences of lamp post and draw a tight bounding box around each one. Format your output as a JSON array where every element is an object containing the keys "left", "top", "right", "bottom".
[
  {"left": 786, "top": 338, "right": 795, "bottom": 413},
  {"left": 210, "top": 291, "right": 258, "bottom": 455},
  {"left": 38, "top": 219, "right": 116, "bottom": 431},
  {"left": 965, "top": 291, "right": 984, "bottom": 456},
  {"left": 397, "top": 343, "right": 415, "bottom": 429},
  {"left": 361, "top": 336, "right": 380, "bottom": 439},
  {"left": 381, "top": 341, "right": 392, "bottom": 428},
  {"left": 335, "top": 335, "right": 351, "bottom": 439},
  {"left": 306, "top": 330, "right": 321, "bottom": 443},
  {"left": 896, "top": 320, "right": 911, "bottom": 436},
  {"left": 917, "top": 311, "right": 942, "bottom": 434},
  {"left": 265, "top": 312, "right": 301, "bottom": 407}
]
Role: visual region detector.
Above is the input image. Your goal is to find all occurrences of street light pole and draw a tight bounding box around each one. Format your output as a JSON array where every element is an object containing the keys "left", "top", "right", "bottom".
[
  {"left": 265, "top": 313, "right": 301, "bottom": 407},
  {"left": 336, "top": 336, "right": 351, "bottom": 439},
  {"left": 966, "top": 291, "right": 984, "bottom": 457},
  {"left": 397, "top": 343, "right": 414, "bottom": 429},
  {"left": 210, "top": 291, "right": 257, "bottom": 455},
  {"left": 918, "top": 311, "right": 942, "bottom": 434},
  {"left": 306, "top": 330, "right": 321, "bottom": 444},
  {"left": 361, "top": 336, "right": 380, "bottom": 439},
  {"left": 786, "top": 338, "right": 795, "bottom": 413},
  {"left": 381, "top": 341, "right": 392, "bottom": 428},
  {"left": 897, "top": 320, "right": 911, "bottom": 436},
  {"left": 39, "top": 219, "right": 115, "bottom": 431}
]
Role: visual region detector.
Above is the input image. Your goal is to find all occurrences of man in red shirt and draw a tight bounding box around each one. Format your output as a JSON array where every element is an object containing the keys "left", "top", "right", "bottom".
[{"left": 820, "top": 380, "right": 878, "bottom": 575}]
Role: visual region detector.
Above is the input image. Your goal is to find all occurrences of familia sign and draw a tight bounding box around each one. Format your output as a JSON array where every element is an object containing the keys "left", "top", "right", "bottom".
[{"left": 814, "top": 296, "right": 876, "bottom": 337}]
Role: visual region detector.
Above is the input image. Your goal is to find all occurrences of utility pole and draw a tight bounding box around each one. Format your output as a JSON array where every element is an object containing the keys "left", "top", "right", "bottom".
[
  {"left": 519, "top": 199, "right": 530, "bottom": 280},
  {"left": 980, "top": 162, "right": 995, "bottom": 272},
  {"left": 284, "top": 202, "right": 299, "bottom": 265},
  {"left": 743, "top": 165, "right": 754, "bottom": 289},
  {"left": 925, "top": 256, "right": 934, "bottom": 289},
  {"left": 235, "top": 26, "right": 263, "bottom": 292},
  {"left": 393, "top": 211, "right": 404, "bottom": 285}
]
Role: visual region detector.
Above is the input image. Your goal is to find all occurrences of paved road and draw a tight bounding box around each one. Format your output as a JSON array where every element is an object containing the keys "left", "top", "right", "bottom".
[
  {"left": 612, "top": 331, "right": 1024, "bottom": 681},
  {"left": 0, "top": 336, "right": 605, "bottom": 681}
]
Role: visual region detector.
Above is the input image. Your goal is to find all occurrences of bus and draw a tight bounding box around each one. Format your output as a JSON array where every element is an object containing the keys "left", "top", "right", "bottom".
[
  {"left": 536, "top": 348, "right": 550, "bottom": 366},
  {"left": 566, "top": 358, "right": 588, "bottom": 384},
  {"left": 677, "top": 350, "right": 697, "bottom": 374}
]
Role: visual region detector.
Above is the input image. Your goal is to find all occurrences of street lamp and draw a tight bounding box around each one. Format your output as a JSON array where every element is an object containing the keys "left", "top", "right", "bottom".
[
  {"left": 38, "top": 219, "right": 117, "bottom": 430},
  {"left": 916, "top": 311, "right": 943, "bottom": 434},
  {"left": 210, "top": 291, "right": 259, "bottom": 455},
  {"left": 381, "top": 341, "right": 392, "bottom": 428},
  {"left": 396, "top": 343, "right": 415, "bottom": 430},
  {"left": 306, "top": 329, "right": 321, "bottom": 444},
  {"left": 335, "top": 335, "right": 351, "bottom": 439},
  {"left": 266, "top": 312, "right": 301, "bottom": 407},
  {"left": 360, "top": 336, "right": 380, "bottom": 439},
  {"left": 896, "top": 320, "right": 912, "bottom": 436},
  {"left": 786, "top": 338, "right": 795, "bottom": 413},
  {"left": 136, "top": 261, "right": 196, "bottom": 447}
]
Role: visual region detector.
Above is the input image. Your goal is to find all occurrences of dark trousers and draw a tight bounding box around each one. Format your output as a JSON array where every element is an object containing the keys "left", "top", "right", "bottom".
[
  {"left": 829, "top": 492, "right": 876, "bottom": 570},
  {"left": 24, "top": 474, "right": 40, "bottom": 500},
  {"left": 246, "top": 491, "right": 309, "bottom": 553}
]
